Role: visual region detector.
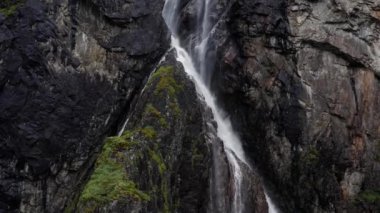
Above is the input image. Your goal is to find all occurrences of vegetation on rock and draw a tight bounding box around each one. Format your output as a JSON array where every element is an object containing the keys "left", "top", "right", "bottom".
[
  {"left": 76, "top": 64, "right": 191, "bottom": 212},
  {"left": 303, "top": 147, "right": 320, "bottom": 166},
  {"left": 150, "top": 65, "right": 183, "bottom": 98},
  {"left": 357, "top": 190, "right": 380, "bottom": 203},
  {"left": 149, "top": 148, "right": 170, "bottom": 213},
  {"left": 79, "top": 132, "right": 149, "bottom": 207},
  {"left": 144, "top": 104, "right": 168, "bottom": 127},
  {"left": 149, "top": 149, "right": 167, "bottom": 175},
  {"left": 140, "top": 126, "right": 157, "bottom": 140},
  {"left": 0, "top": 0, "right": 24, "bottom": 17},
  {"left": 147, "top": 65, "right": 183, "bottom": 123}
]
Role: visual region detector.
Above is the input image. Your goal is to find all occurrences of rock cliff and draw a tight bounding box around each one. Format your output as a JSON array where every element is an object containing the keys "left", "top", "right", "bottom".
[
  {"left": 0, "top": 0, "right": 168, "bottom": 212},
  {"left": 0, "top": 0, "right": 379, "bottom": 212},
  {"left": 208, "top": 0, "right": 380, "bottom": 212}
]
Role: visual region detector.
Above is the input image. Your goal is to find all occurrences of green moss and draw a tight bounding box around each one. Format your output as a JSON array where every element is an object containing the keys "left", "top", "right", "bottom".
[
  {"left": 79, "top": 133, "right": 149, "bottom": 207},
  {"left": 149, "top": 149, "right": 167, "bottom": 175},
  {"left": 161, "top": 181, "right": 170, "bottom": 213},
  {"left": 148, "top": 149, "right": 170, "bottom": 212},
  {"left": 80, "top": 162, "right": 148, "bottom": 202},
  {"left": 145, "top": 104, "right": 161, "bottom": 117},
  {"left": 159, "top": 118, "right": 168, "bottom": 127},
  {"left": 141, "top": 126, "right": 157, "bottom": 140},
  {"left": 148, "top": 65, "right": 184, "bottom": 121},
  {"left": 144, "top": 104, "right": 168, "bottom": 128},
  {"left": 150, "top": 66, "right": 183, "bottom": 98},
  {"left": 357, "top": 190, "right": 380, "bottom": 203},
  {"left": 303, "top": 147, "right": 319, "bottom": 166},
  {"left": 0, "top": 0, "right": 24, "bottom": 17},
  {"left": 169, "top": 102, "right": 181, "bottom": 118}
]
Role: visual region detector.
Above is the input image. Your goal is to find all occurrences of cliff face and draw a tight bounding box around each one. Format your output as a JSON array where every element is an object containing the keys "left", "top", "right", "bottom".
[
  {"left": 1, "top": 0, "right": 380, "bottom": 212},
  {"left": 75, "top": 53, "right": 215, "bottom": 213},
  {"left": 73, "top": 51, "right": 267, "bottom": 212},
  {"left": 0, "top": 0, "right": 168, "bottom": 212},
  {"left": 211, "top": 0, "right": 380, "bottom": 212}
]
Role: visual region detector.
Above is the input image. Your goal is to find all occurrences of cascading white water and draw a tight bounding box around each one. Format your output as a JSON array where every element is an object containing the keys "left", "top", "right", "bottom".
[
  {"left": 196, "top": 0, "right": 213, "bottom": 85},
  {"left": 171, "top": 37, "right": 246, "bottom": 212},
  {"left": 162, "top": 0, "right": 279, "bottom": 212}
]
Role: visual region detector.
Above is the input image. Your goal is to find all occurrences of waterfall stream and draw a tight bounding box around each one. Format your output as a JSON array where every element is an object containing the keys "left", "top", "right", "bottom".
[{"left": 163, "top": 0, "right": 279, "bottom": 212}]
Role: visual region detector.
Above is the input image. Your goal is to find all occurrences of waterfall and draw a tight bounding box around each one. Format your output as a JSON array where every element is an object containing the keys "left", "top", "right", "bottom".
[
  {"left": 162, "top": 0, "right": 279, "bottom": 212},
  {"left": 171, "top": 37, "right": 246, "bottom": 212}
]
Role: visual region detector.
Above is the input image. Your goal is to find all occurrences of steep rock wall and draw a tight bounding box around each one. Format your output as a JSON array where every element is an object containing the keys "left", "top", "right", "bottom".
[
  {"left": 1, "top": 0, "right": 379, "bottom": 212},
  {"left": 211, "top": 0, "right": 380, "bottom": 212},
  {"left": 0, "top": 0, "right": 168, "bottom": 212}
]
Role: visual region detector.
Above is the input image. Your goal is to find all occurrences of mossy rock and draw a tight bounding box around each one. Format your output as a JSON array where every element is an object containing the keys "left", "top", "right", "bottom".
[
  {"left": 148, "top": 148, "right": 170, "bottom": 213},
  {"left": 356, "top": 190, "right": 380, "bottom": 204},
  {"left": 303, "top": 146, "right": 319, "bottom": 166},
  {"left": 145, "top": 65, "right": 183, "bottom": 124},
  {"left": 144, "top": 104, "right": 168, "bottom": 128},
  {"left": 140, "top": 126, "right": 157, "bottom": 140},
  {"left": 78, "top": 132, "right": 150, "bottom": 209},
  {"left": 75, "top": 62, "right": 206, "bottom": 212},
  {"left": 150, "top": 65, "right": 183, "bottom": 98},
  {"left": 149, "top": 149, "right": 167, "bottom": 175},
  {"left": 0, "top": 0, "right": 24, "bottom": 17}
]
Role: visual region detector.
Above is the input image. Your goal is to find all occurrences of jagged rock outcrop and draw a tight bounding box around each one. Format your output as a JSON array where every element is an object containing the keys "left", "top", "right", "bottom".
[{"left": 0, "top": 0, "right": 168, "bottom": 212}]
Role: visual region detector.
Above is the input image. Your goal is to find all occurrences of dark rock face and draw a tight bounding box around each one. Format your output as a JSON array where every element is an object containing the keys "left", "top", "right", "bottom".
[
  {"left": 1, "top": 0, "right": 379, "bottom": 212},
  {"left": 0, "top": 0, "right": 168, "bottom": 212},
  {"left": 75, "top": 53, "right": 212, "bottom": 212},
  {"left": 103, "top": 55, "right": 213, "bottom": 213},
  {"left": 210, "top": 0, "right": 380, "bottom": 212},
  {"left": 74, "top": 51, "right": 268, "bottom": 213}
]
